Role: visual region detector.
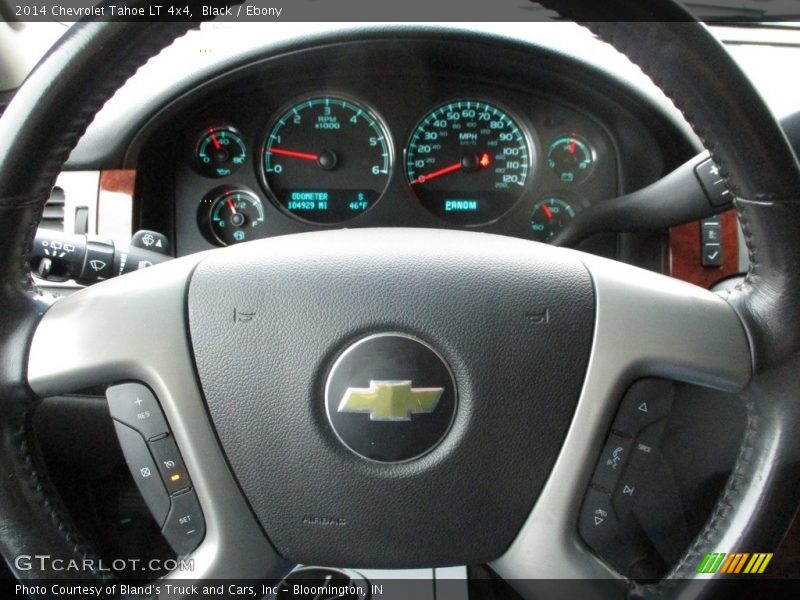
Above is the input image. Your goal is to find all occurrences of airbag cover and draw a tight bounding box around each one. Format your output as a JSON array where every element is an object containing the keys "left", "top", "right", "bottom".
[{"left": 187, "top": 229, "right": 594, "bottom": 567}]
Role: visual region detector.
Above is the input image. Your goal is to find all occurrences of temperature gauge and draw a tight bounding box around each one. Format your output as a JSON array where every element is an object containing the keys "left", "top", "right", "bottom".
[
  {"left": 546, "top": 134, "right": 595, "bottom": 184},
  {"left": 199, "top": 188, "right": 265, "bottom": 246},
  {"left": 530, "top": 196, "right": 577, "bottom": 242},
  {"left": 195, "top": 126, "right": 248, "bottom": 178}
]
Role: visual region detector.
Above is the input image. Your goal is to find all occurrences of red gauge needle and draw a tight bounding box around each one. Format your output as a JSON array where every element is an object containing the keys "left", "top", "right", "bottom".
[
  {"left": 569, "top": 139, "right": 577, "bottom": 155},
  {"left": 227, "top": 199, "right": 237, "bottom": 214},
  {"left": 268, "top": 147, "right": 319, "bottom": 161},
  {"left": 209, "top": 130, "right": 222, "bottom": 151},
  {"left": 412, "top": 153, "right": 492, "bottom": 185},
  {"left": 411, "top": 162, "right": 462, "bottom": 185},
  {"left": 541, "top": 203, "right": 554, "bottom": 219}
]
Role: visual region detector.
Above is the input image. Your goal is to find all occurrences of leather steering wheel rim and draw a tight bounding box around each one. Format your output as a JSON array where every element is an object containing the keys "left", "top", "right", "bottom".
[{"left": 0, "top": 1, "right": 799, "bottom": 596}]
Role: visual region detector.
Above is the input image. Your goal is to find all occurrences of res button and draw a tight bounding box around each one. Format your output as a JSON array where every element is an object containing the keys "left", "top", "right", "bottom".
[{"left": 107, "top": 383, "right": 169, "bottom": 441}]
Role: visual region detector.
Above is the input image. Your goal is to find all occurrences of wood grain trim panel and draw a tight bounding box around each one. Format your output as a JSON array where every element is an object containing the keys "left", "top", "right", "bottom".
[{"left": 98, "top": 169, "right": 136, "bottom": 241}]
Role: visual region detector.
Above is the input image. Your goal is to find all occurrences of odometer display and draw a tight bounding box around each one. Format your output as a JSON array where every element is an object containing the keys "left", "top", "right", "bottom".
[
  {"left": 406, "top": 100, "right": 531, "bottom": 225},
  {"left": 262, "top": 96, "right": 391, "bottom": 224}
]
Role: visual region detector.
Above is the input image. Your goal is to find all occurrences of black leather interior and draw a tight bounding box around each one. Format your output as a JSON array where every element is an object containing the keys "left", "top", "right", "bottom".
[
  {"left": 535, "top": 4, "right": 800, "bottom": 203},
  {"left": 0, "top": 13, "right": 200, "bottom": 580},
  {"left": 536, "top": 1, "right": 800, "bottom": 596},
  {"left": 0, "top": 0, "right": 799, "bottom": 592}
]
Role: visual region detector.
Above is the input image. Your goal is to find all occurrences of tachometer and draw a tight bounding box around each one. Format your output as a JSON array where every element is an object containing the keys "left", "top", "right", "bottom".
[
  {"left": 261, "top": 96, "right": 392, "bottom": 224},
  {"left": 405, "top": 100, "right": 531, "bottom": 225}
]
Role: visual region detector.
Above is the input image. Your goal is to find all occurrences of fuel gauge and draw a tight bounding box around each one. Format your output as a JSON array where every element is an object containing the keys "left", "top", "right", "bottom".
[{"left": 199, "top": 188, "right": 265, "bottom": 246}]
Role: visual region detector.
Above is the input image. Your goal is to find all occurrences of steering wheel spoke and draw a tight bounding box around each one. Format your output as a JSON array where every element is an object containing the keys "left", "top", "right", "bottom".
[
  {"left": 491, "top": 252, "right": 752, "bottom": 591},
  {"left": 27, "top": 256, "right": 291, "bottom": 585}
]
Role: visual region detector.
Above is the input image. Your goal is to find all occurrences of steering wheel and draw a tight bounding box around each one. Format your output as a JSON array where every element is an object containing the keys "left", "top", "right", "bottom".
[{"left": 1, "top": 1, "right": 800, "bottom": 597}]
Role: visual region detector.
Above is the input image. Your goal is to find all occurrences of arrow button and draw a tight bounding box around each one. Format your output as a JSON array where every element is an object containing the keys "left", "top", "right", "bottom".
[
  {"left": 612, "top": 379, "right": 674, "bottom": 437},
  {"left": 579, "top": 488, "right": 619, "bottom": 551}
]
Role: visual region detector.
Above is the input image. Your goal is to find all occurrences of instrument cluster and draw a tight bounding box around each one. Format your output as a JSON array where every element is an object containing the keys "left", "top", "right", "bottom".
[{"left": 172, "top": 73, "right": 619, "bottom": 252}]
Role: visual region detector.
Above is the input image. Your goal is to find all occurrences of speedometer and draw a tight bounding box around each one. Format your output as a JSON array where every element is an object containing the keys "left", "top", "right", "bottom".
[{"left": 405, "top": 100, "right": 532, "bottom": 225}]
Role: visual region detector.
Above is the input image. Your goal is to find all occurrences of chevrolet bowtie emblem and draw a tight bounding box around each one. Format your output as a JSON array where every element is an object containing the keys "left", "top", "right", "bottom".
[{"left": 338, "top": 380, "right": 444, "bottom": 421}]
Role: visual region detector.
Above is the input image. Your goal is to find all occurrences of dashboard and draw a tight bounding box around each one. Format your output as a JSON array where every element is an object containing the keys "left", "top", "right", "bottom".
[{"left": 125, "top": 34, "right": 692, "bottom": 259}]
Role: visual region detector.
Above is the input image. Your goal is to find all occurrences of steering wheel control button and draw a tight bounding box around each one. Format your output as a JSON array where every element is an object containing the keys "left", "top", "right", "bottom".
[
  {"left": 106, "top": 383, "right": 169, "bottom": 441},
  {"left": 113, "top": 421, "right": 170, "bottom": 527},
  {"left": 702, "top": 243, "right": 724, "bottom": 267},
  {"left": 149, "top": 436, "right": 191, "bottom": 495},
  {"left": 700, "top": 218, "right": 722, "bottom": 245},
  {"left": 325, "top": 333, "right": 457, "bottom": 463},
  {"left": 162, "top": 490, "right": 205, "bottom": 556},
  {"left": 694, "top": 158, "right": 733, "bottom": 207},
  {"left": 579, "top": 488, "right": 619, "bottom": 547},
  {"left": 629, "top": 420, "right": 668, "bottom": 471},
  {"left": 612, "top": 466, "right": 641, "bottom": 518},
  {"left": 591, "top": 434, "right": 633, "bottom": 492},
  {"left": 612, "top": 379, "right": 674, "bottom": 438}
]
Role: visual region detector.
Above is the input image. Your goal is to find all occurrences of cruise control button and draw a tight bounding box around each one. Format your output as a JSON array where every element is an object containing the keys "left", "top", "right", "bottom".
[
  {"left": 629, "top": 420, "right": 667, "bottom": 471},
  {"left": 591, "top": 434, "right": 632, "bottom": 492},
  {"left": 612, "top": 379, "right": 674, "bottom": 437},
  {"left": 106, "top": 383, "right": 169, "bottom": 441},
  {"left": 163, "top": 491, "right": 205, "bottom": 556},
  {"left": 149, "top": 435, "right": 191, "bottom": 495},
  {"left": 113, "top": 421, "right": 170, "bottom": 527}
]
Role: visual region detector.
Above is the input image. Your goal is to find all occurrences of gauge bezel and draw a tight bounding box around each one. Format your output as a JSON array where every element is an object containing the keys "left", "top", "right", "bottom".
[
  {"left": 257, "top": 93, "right": 394, "bottom": 226},
  {"left": 403, "top": 97, "right": 536, "bottom": 227},
  {"left": 529, "top": 193, "right": 590, "bottom": 243},
  {"left": 194, "top": 124, "right": 248, "bottom": 179},
  {"left": 545, "top": 133, "right": 597, "bottom": 185},
  {"left": 199, "top": 187, "right": 266, "bottom": 247}
]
